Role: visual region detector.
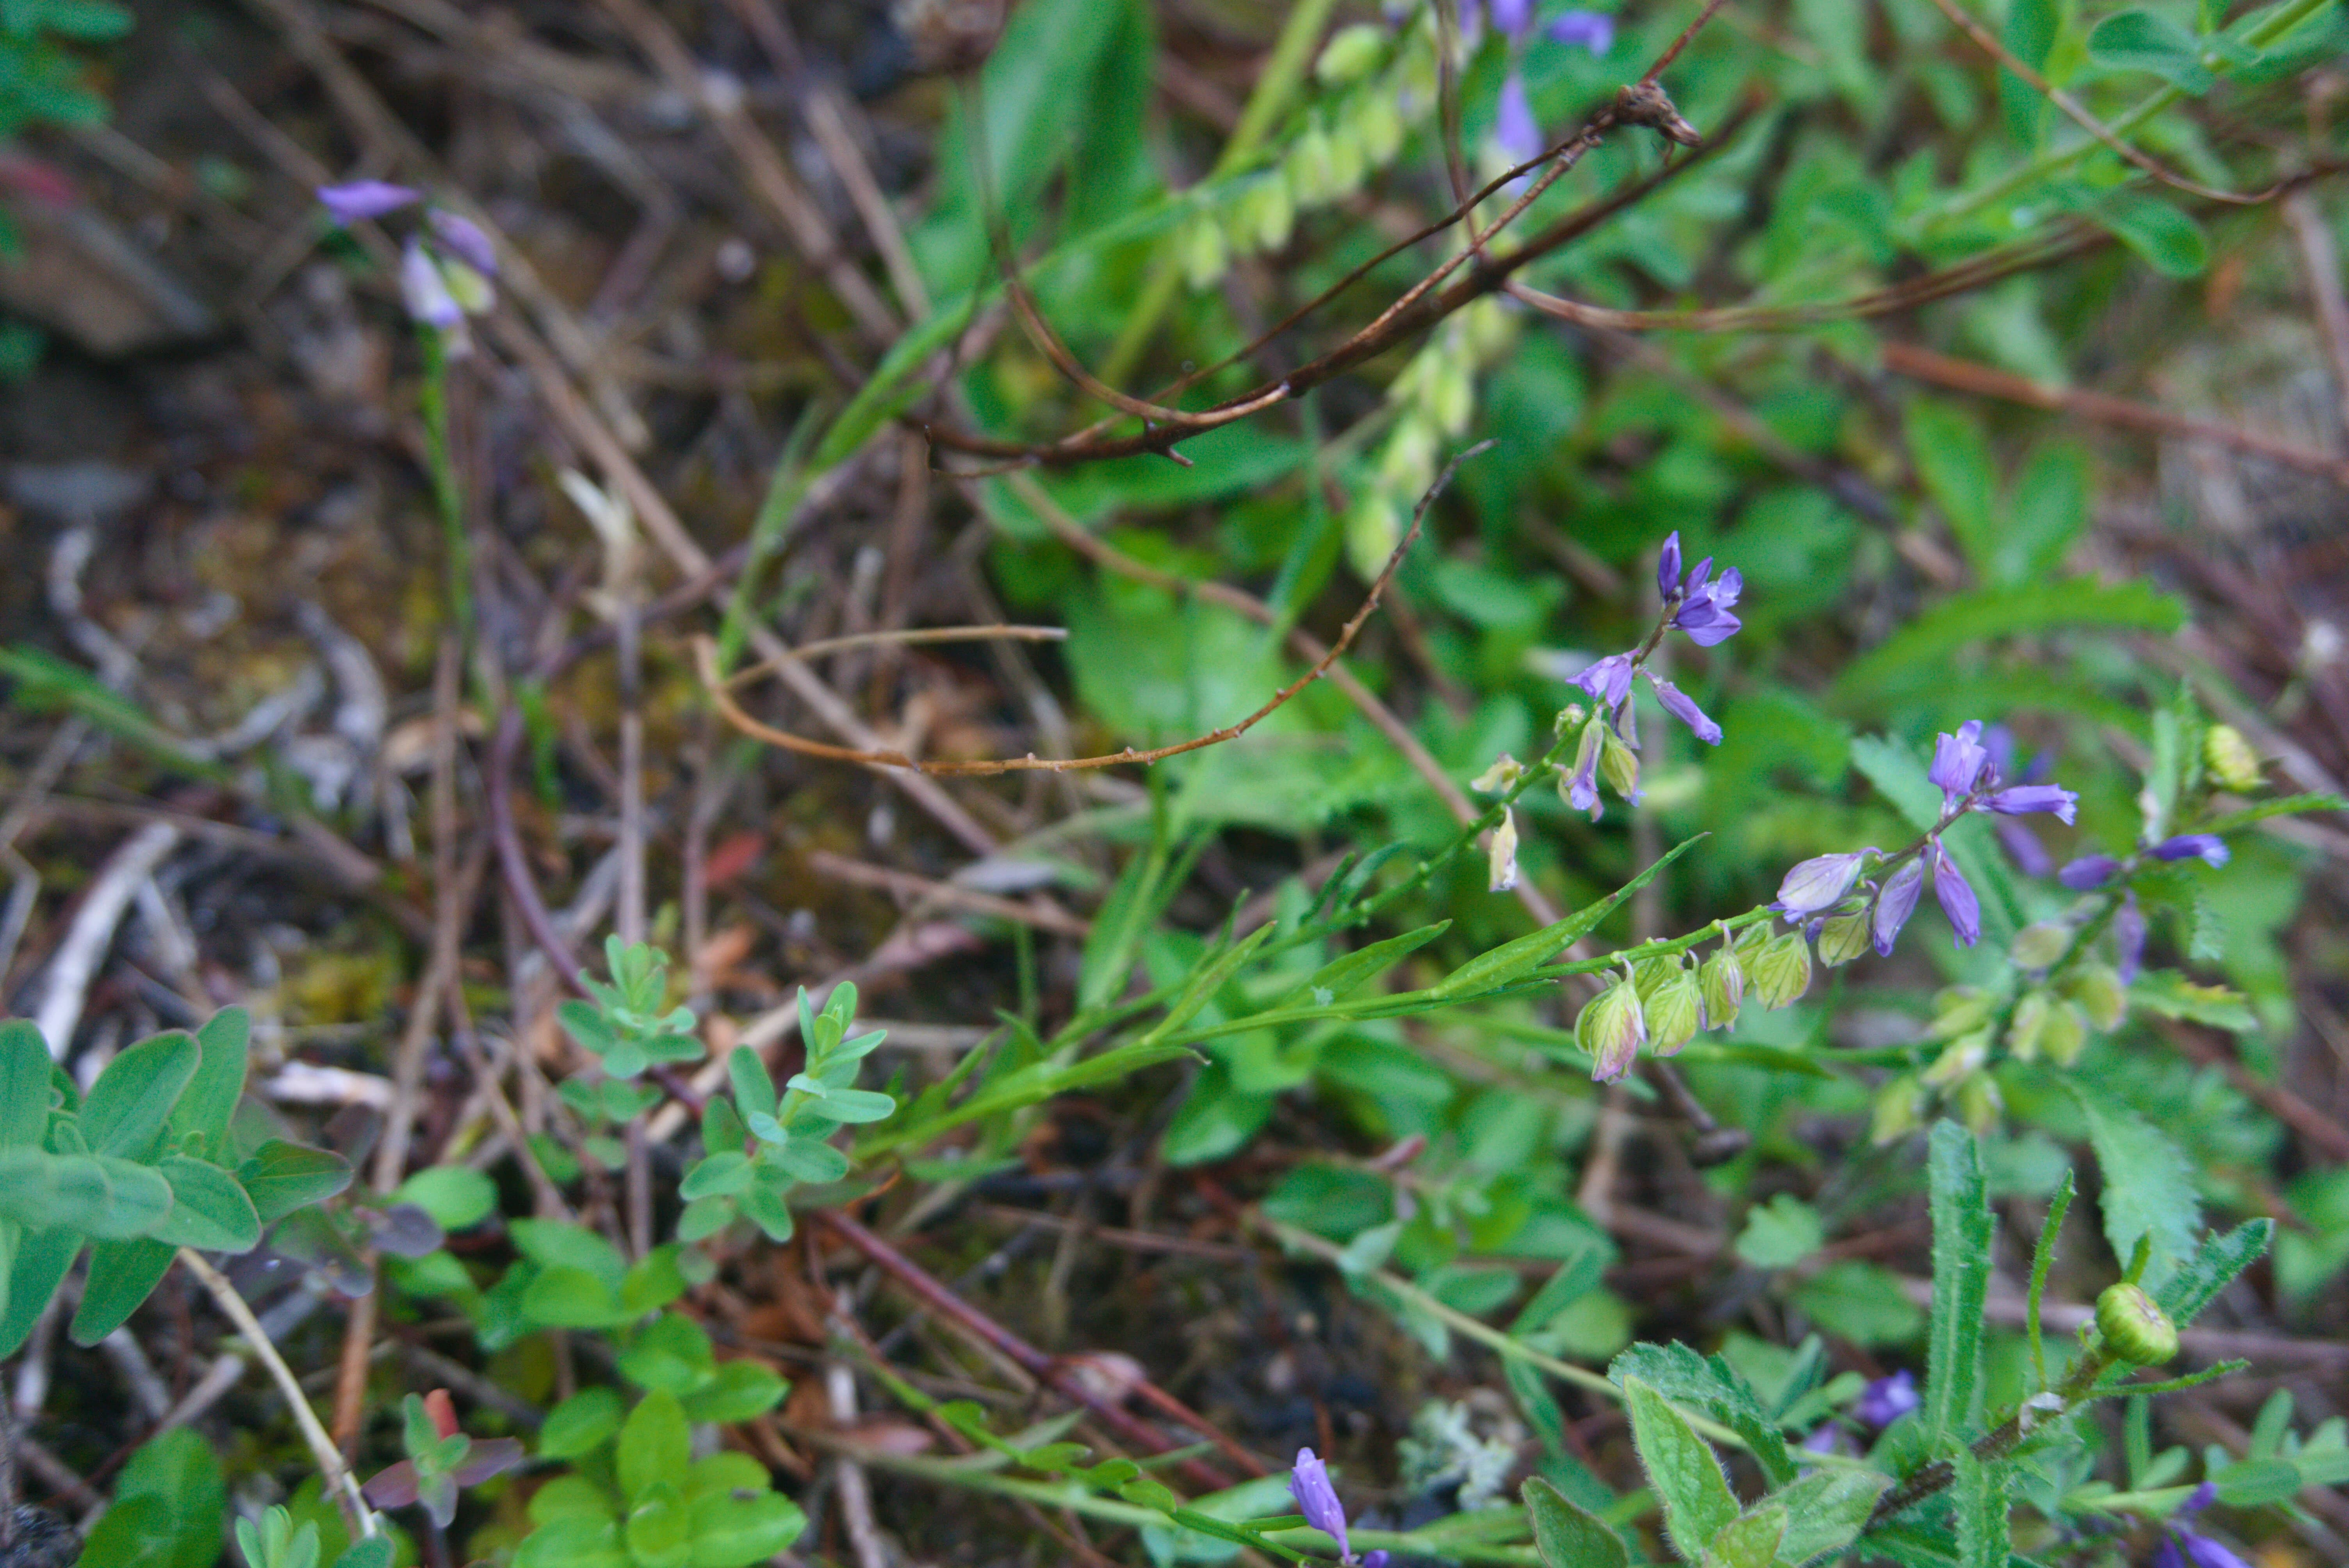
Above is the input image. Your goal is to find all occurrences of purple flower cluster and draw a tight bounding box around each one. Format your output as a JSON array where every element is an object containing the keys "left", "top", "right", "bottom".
[
  {"left": 1468, "top": 2, "right": 1617, "bottom": 163},
  {"left": 2151, "top": 1484, "right": 2249, "bottom": 1568},
  {"left": 1290, "top": 1449, "right": 1387, "bottom": 1568},
  {"left": 2051, "top": 829, "right": 2229, "bottom": 984},
  {"left": 1774, "top": 719, "right": 2076, "bottom": 953},
  {"left": 317, "top": 181, "right": 499, "bottom": 346}
]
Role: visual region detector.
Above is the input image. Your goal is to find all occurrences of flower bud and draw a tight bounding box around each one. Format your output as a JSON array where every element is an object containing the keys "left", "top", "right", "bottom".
[
  {"left": 1486, "top": 807, "right": 1520, "bottom": 893},
  {"left": 1286, "top": 121, "right": 1340, "bottom": 206},
  {"left": 1575, "top": 975, "right": 1646, "bottom": 1083},
  {"left": 1234, "top": 171, "right": 1294, "bottom": 252},
  {"left": 1870, "top": 1073, "right": 1924, "bottom": 1145},
  {"left": 2007, "top": 991, "right": 2050, "bottom": 1062},
  {"left": 440, "top": 256, "right": 495, "bottom": 315},
  {"left": 1178, "top": 212, "right": 1228, "bottom": 289},
  {"left": 1817, "top": 912, "right": 1872, "bottom": 967},
  {"left": 2095, "top": 1283, "right": 2178, "bottom": 1365},
  {"left": 2066, "top": 963, "right": 2127, "bottom": 1031},
  {"left": 1315, "top": 23, "right": 1387, "bottom": 85},
  {"left": 1470, "top": 754, "right": 1524, "bottom": 794},
  {"left": 1954, "top": 1072, "right": 2002, "bottom": 1134},
  {"left": 1749, "top": 932, "right": 1813, "bottom": 1009},
  {"left": 2203, "top": 724, "right": 2262, "bottom": 793},
  {"left": 2010, "top": 920, "right": 2072, "bottom": 971},
  {"left": 1553, "top": 702, "right": 1587, "bottom": 738},
  {"left": 1929, "top": 987, "right": 1992, "bottom": 1041},
  {"left": 2040, "top": 1001, "right": 2088, "bottom": 1067},
  {"left": 1923, "top": 1030, "right": 1989, "bottom": 1088},
  {"left": 1698, "top": 945, "right": 1743, "bottom": 1031},
  {"left": 1598, "top": 728, "right": 1642, "bottom": 805},
  {"left": 1645, "top": 962, "right": 1702, "bottom": 1057},
  {"left": 1630, "top": 954, "right": 1678, "bottom": 1002}
]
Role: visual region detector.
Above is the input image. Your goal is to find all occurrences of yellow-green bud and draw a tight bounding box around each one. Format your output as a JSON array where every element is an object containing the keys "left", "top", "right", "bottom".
[
  {"left": 1286, "top": 121, "right": 1340, "bottom": 205},
  {"left": 1645, "top": 962, "right": 1702, "bottom": 1057},
  {"left": 1929, "top": 987, "right": 1993, "bottom": 1041},
  {"left": 2008, "top": 991, "right": 2051, "bottom": 1063},
  {"left": 1553, "top": 702, "right": 1587, "bottom": 739},
  {"left": 1315, "top": 23, "right": 1387, "bottom": 85},
  {"left": 1733, "top": 920, "right": 1772, "bottom": 963},
  {"left": 1233, "top": 171, "right": 1294, "bottom": 252},
  {"left": 2010, "top": 920, "right": 2073, "bottom": 971},
  {"left": 2203, "top": 724, "right": 2263, "bottom": 793},
  {"left": 441, "top": 257, "right": 494, "bottom": 315},
  {"left": 1598, "top": 729, "right": 1641, "bottom": 805},
  {"left": 1871, "top": 1073, "right": 1925, "bottom": 1145},
  {"left": 2066, "top": 963, "right": 2127, "bottom": 1032},
  {"left": 2095, "top": 1283, "right": 2179, "bottom": 1365},
  {"left": 1698, "top": 946, "right": 1743, "bottom": 1031},
  {"left": 1817, "top": 912, "right": 1872, "bottom": 967},
  {"left": 1576, "top": 976, "right": 1647, "bottom": 1083},
  {"left": 1924, "top": 1030, "right": 1989, "bottom": 1088},
  {"left": 2041, "top": 1001, "right": 2088, "bottom": 1067},
  {"left": 1377, "top": 416, "right": 1437, "bottom": 493},
  {"left": 1178, "top": 212, "right": 1228, "bottom": 289},
  {"left": 1470, "top": 754, "right": 1524, "bottom": 794},
  {"left": 1954, "top": 1073, "right": 2002, "bottom": 1134},
  {"left": 1750, "top": 931, "right": 1813, "bottom": 1009}
]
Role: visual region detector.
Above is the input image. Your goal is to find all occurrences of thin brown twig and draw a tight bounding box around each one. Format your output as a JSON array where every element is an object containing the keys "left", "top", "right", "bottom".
[{"left": 807, "top": 852, "right": 1091, "bottom": 939}]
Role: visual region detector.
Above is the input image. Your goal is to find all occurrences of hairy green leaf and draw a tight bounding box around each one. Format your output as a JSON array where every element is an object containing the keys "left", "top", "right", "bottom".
[{"left": 1926, "top": 1121, "right": 1993, "bottom": 1446}]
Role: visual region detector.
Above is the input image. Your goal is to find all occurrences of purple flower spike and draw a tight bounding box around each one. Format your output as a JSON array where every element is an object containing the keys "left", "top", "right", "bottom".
[
  {"left": 2114, "top": 891, "right": 2147, "bottom": 984},
  {"left": 428, "top": 209, "right": 499, "bottom": 276},
  {"left": 399, "top": 239, "right": 463, "bottom": 330},
  {"left": 1980, "top": 784, "right": 2078, "bottom": 824},
  {"left": 1928, "top": 720, "right": 1990, "bottom": 808},
  {"left": 2153, "top": 834, "right": 2229, "bottom": 867},
  {"left": 1290, "top": 1449, "right": 1351, "bottom": 1563},
  {"left": 1932, "top": 842, "right": 1980, "bottom": 947},
  {"left": 1774, "top": 850, "right": 1873, "bottom": 919},
  {"left": 1547, "top": 10, "right": 1616, "bottom": 53},
  {"left": 1572, "top": 652, "right": 1636, "bottom": 715},
  {"left": 1648, "top": 674, "right": 1722, "bottom": 746},
  {"left": 1872, "top": 858, "right": 1925, "bottom": 956},
  {"left": 1656, "top": 531, "right": 1683, "bottom": 602},
  {"left": 1854, "top": 1368, "right": 1919, "bottom": 1429},
  {"left": 1495, "top": 69, "right": 1542, "bottom": 162},
  {"left": 2059, "top": 855, "right": 2122, "bottom": 891},
  {"left": 318, "top": 180, "right": 419, "bottom": 222}
]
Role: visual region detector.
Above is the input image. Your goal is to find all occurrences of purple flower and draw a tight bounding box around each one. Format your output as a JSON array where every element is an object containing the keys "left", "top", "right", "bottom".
[
  {"left": 1290, "top": 1449, "right": 1379, "bottom": 1566},
  {"left": 1656, "top": 532, "right": 1682, "bottom": 603},
  {"left": 2153, "top": 834, "right": 2229, "bottom": 867},
  {"left": 2114, "top": 891, "right": 2147, "bottom": 984},
  {"left": 1854, "top": 1368, "right": 1918, "bottom": 1429},
  {"left": 1647, "top": 674, "right": 1722, "bottom": 745},
  {"left": 317, "top": 180, "right": 419, "bottom": 222},
  {"left": 1979, "top": 784, "right": 2078, "bottom": 824},
  {"left": 399, "top": 238, "right": 463, "bottom": 330},
  {"left": 1572, "top": 652, "right": 1636, "bottom": 715},
  {"left": 1565, "top": 719, "right": 1604, "bottom": 818},
  {"left": 1995, "top": 819, "right": 2056, "bottom": 877},
  {"left": 1928, "top": 720, "right": 1990, "bottom": 809},
  {"left": 2059, "top": 855, "right": 2122, "bottom": 890},
  {"left": 1799, "top": 1424, "right": 1852, "bottom": 1459},
  {"left": 428, "top": 209, "right": 498, "bottom": 276},
  {"left": 1872, "top": 858, "right": 1925, "bottom": 956},
  {"left": 1495, "top": 69, "right": 1542, "bottom": 162},
  {"left": 2157, "top": 1488, "right": 2251, "bottom": 1568},
  {"left": 1774, "top": 851, "right": 1873, "bottom": 919},
  {"left": 1672, "top": 562, "right": 1744, "bottom": 647},
  {"left": 1547, "top": 10, "right": 1616, "bottom": 52},
  {"left": 1932, "top": 842, "right": 1980, "bottom": 947},
  {"left": 1488, "top": 0, "right": 1536, "bottom": 37}
]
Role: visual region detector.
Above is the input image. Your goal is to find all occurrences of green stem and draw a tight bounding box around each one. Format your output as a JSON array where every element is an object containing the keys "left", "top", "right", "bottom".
[{"left": 419, "top": 328, "right": 472, "bottom": 655}]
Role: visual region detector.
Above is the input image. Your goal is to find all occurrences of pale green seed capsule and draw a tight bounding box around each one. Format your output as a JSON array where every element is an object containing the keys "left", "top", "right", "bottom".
[
  {"left": 1630, "top": 954, "right": 1680, "bottom": 1003},
  {"left": 1486, "top": 807, "right": 1519, "bottom": 893},
  {"left": 1749, "top": 931, "right": 1813, "bottom": 1009},
  {"left": 1954, "top": 1073, "right": 2002, "bottom": 1134},
  {"left": 2010, "top": 920, "right": 2073, "bottom": 971},
  {"left": 1344, "top": 491, "right": 1403, "bottom": 583},
  {"left": 1576, "top": 976, "right": 1647, "bottom": 1083},
  {"left": 2041, "top": 1001, "right": 2088, "bottom": 1067},
  {"left": 1929, "top": 986, "right": 1992, "bottom": 1040},
  {"left": 1646, "top": 963, "right": 1702, "bottom": 1057},
  {"left": 2066, "top": 963, "right": 2127, "bottom": 1032},
  {"left": 1817, "top": 912, "right": 1872, "bottom": 968},
  {"left": 1323, "top": 114, "right": 1367, "bottom": 196},
  {"left": 2008, "top": 991, "right": 2050, "bottom": 1062},
  {"left": 1377, "top": 416, "right": 1437, "bottom": 494},
  {"left": 1698, "top": 945, "right": 1743, "bottom": 1031},
  {"left": 1870, "top": 1072, "right": 1925, "bottom": 1145},
  {"left": 1598, "top": 729, "right": 1641, "bottom": 804},
  {"left": 1178, "top": 212, "right": 1228, "bottom": 289},
  {"left": 1234, "top": 171, "right": 1294, "bottom": 252},
  {"left": 2203, "top": 724, "right": 2262, "bottom": 793},
  {"left": 2096, "top": 1283, "right": 2179, "bottom": 1365},
  {"left": 1426, "top": 355, "right": 1474, "bottom": 436},
  {"left": 1315, "top": 23, "right": 1387, "bottom": 85},
  {"left": 1923, "top": 1030, "right": 1989, "bottom": 1088},
  {"left": 1287, "top": 121, "right": 1340, "bottom": 206}
]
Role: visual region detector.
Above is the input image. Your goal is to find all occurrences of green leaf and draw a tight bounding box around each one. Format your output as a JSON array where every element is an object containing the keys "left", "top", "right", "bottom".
[
  {"left": 542, "top": 1388, "right": 626, "bottom": 1459},
  {"left": 2212, "top": 1456, "right": 2299, "bottom": 1507},
  {"left": 1950, "top": 1449, "right": 2008, "bottom": 1568},
  {"left": 727, "top": 1047, "right": 777, "bottom": 1123},
  {"left": 2091, "top": 192, "right": 2210, "bottom": 279},
  {"left": 80, "top": 1030, "right": 199, "bottom": 1157},
  {"left": 237, "top": 1140, "right": 353, "bottom": 1224},
  {"left": 618, "top": 1313, "right": 716, "bottom": 1393},
  {"left": 1770, "top": 1469, "right": 1892, "bottom": 1563},
  {"left": 170, "top": 1008, "right": 250, "bottom": 1160},
  {"left": 0, "top": 1019, "right": 53, "bottom": 1150},
  {"left": 625, "top": 1481, "right": 691, "bottom": 1568},
  {"left": 1835, "top": 579, "right": 2187, "bottom": 700},
  {"left": 1433, "top": 836, "right": 1706, "bottom": 998},
  {"left": 617, "top": 1390, "right": 690, "bottom": 1504},
  {"left": 71, "top": 1237, "right": 175, "bottom": 1344},
  {"left": 679, "top": 1151, "right": 751, "bottom": 1200},
  {"left": 679, "top": 1361, "right": 788, "bottom": 1424},
  {"left": 152, "top": 1154, "right": 262, "bottom": 1252},
  {"left": 393, "top": 1167, "right": 498, "bottom": 1231},
  {"left": 0, "top": 1149, "right": 174, "bottom": 1238},
  {"left": 1925, "top": 1121, "right": 1994, "bottom": 1446},
  {"left": 1622, "top": 1377, "right": 1739, "bottom": 1561},
  {"left": 686, "top": 1492, "right": 806, "bottom": 1568},
  {"left": 2154, "top": 1218, "right": 2273, "bottom": 1328},
  {"left": 1520, "top": 1476, "right": 1627, "bottom": 1568},
  {"left": 2129, "top": 972, "right": 2254, "bottom": 1030},
  {"left": 1282, "top": 922, "right": 1450, "bottom": 1008},
  {"left": 514, "top": 1517, "right": 626, "bottom": 1568},
  {"left": 511, "top": 1219, "right": 627, "bottom": 1291},
  {"left": 621, "top": 1247, "right": 691, "bottom": 1315},
  {"left": 1903, "top": 400, "right": 1996, "bottom": 583},
  {"left": 2000, "top": 0, "right": 2058, "bottom": 141},
  {"left": 1734, "top": 1194, "right": 1824, "bottom": 1270},
  {"left": 2080, "top": 1095, "right": 2198, "bottom": 1293},
  {"left": 329, "top": 1539, "right": 394, "bottom": 1568},
  {"left": 0, "top": 1226, "right": 80, "bottom": 1356},
  {"left": 1700, "top": 1503, "right": 1784, "bottom": 1568},
  {"left": 82, "top": 1429, "right": 223, "bottom": 1568},
  {"left": 523, "top": 1266, "right": 630, "bottom": 1329},
  {"left": 803, "top": 1086, "right": 894, "bottom": 1124},
  {"left": 766, "top": 1138, "right": 850, "bottom": 1184},
  {"left": 1510, "top": 1244, "right": 1609, "bottom": 1337},
  {"left": 2087, "top": 10, "right": 2216, "bottom": 92},
  {"left": 1608, "top": 1342, "right": 1797, "bottom": 1487}
]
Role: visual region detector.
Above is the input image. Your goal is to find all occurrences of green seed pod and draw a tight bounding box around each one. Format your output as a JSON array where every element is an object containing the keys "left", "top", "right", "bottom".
[
  {"left": 1817, "top": 912, "right": 1872, "bottom": 968},
  {"left": 1954, "top": 1072, "right": 2002, "bottom": 1134},
  {"left": 2008, "top": 991, "right": 2051, "bottom": 1062},
  {"left": 2010, "top": 920, "right": 2073, "bottom": 971},
  {"left": 1646, "top": 963, "right": 1702, "bottom": 1057},
  {"left": 1698, "top": 945, "right": 1743, "bottom": 1031},
  {"left": 1286, "top": 121, "right": 1340, "bottom": 206},
  {"left": 1870, "top": 1072, "right": 1925, "bottom": 1145},
  {"left": 1323, "top": 113, "right": 1367, "bottom": 196},
  {"left": 2041, "top": 1001, "right": 2089, "bottom": 1068},
  {"left": 1315, "top": 22, "right": 1387, "bottom": 85},
  {"left": 1426, "top": 354, "right": 1474, "bottom": 436},
  {"left": 1575, "top": 975, "right": 1647, "bottom": 1083},
  {"left": 1749, "top": 931, "right": 1813, "bottom": 1009},
  {"left": 2203, "top": 723, "right": 2263, "bottom": 793},
  {"left": 1344, "top": 491, "right": 1403, "bottom": 583},
  {"left": 1377, "top": 416, "right": 1437, "bottom": 493},
  {"left": 1233, "top": 170, "right": 1294, "bottom": 252},
  {"left": 2066, "top": 963, "right": 2128, "bottom": 1032},
  {"left": 1923, "top": 1030, "right": 1989, "bottom": 1088},
  {"left": 1178, "top": 212, "right": 1228, "bottom": 289},
  {"left": 1598, "top": 729, "right": 1641, "bottom": 805},
  {"left": 1630, "top": 954, "right": 1679, "bottom": 1003},
  {"left": 2095, "top": 1283, "right": 2179, "bottom": 1365},
  {"left": 1929, "top": 987, "right": 1993, "bottom": 1041}
]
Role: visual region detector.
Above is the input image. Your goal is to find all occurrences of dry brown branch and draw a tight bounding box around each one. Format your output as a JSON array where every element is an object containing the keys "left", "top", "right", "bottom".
[{"left": 702, "top": 444, "right": 1489, "bottom": 775}]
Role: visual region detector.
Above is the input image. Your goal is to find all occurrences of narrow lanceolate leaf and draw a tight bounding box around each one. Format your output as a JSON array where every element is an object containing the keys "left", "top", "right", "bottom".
[
  {"left": 1521, "top": 1477, "right": 1628, "bottom": 1568},
  {"left": 2154, "top": 1218, "right": 2274, "bottom": 1329},
  {"left": 1432, "top": 836, "right": 1704, "bottom": 998},
  {"left": 1622, "top": 1377, "right": 1739, "bottom": 1563},
  {"left": 151, "top": 1154, "right": 263, "bottom": 1253},
  {"left": 70, "top": 1236, "right": 176, "bottom": 1345},
  {"left": 1925, "top": 1121, "right": 1994, "bottom": 1447},
  {"left": 1950, "top": 1449, "right": 2008, "bottom": 1568},
  {"left": 79, "top": 1030, "right": 200, "bottom": 1157},
  {"left": 237, "top": 1140, "right": 355, "bottom": 1224},
  {"left": 169, "top": 1007, "right": 251, "bottom": 1160}
]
